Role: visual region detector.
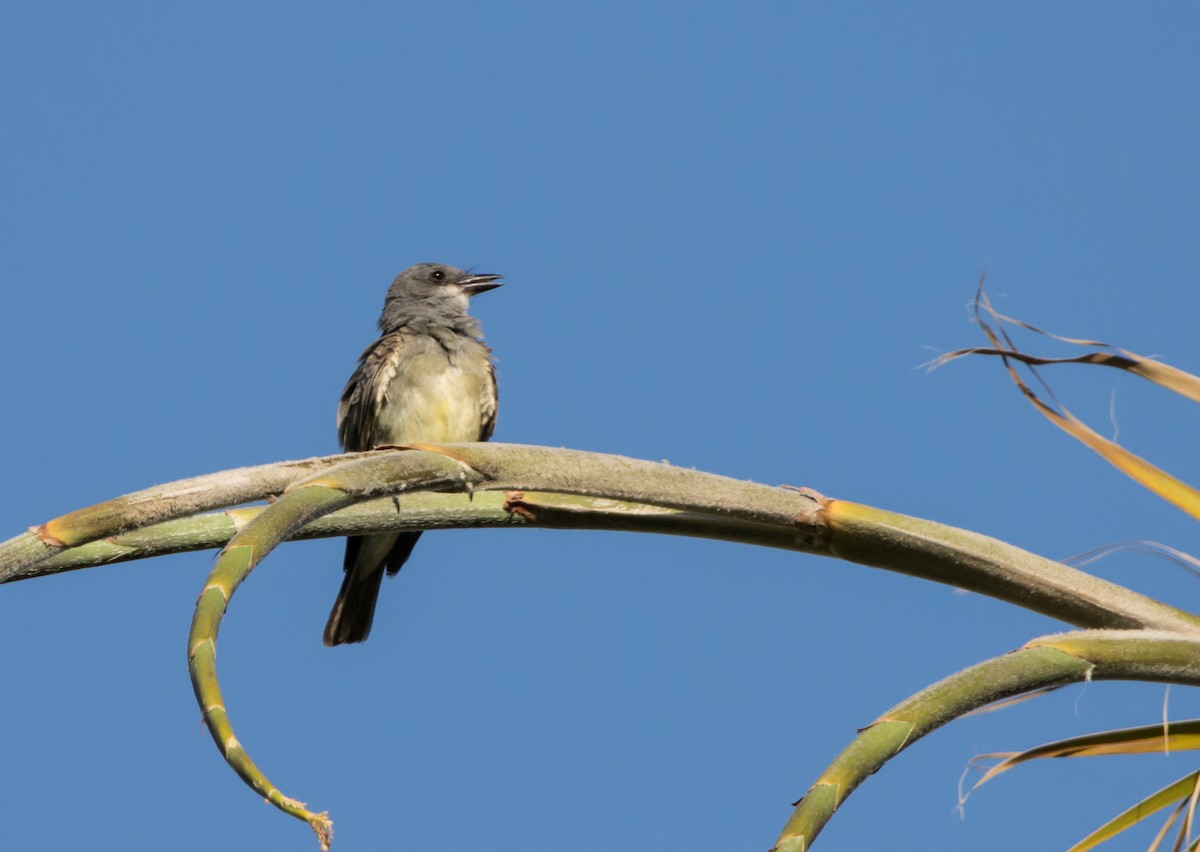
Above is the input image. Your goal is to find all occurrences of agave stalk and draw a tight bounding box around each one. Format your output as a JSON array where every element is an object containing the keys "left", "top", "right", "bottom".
[
  {"left": 6, "top": 445, "right": 1197, "bottom": 634},
  {"left": 164, "top": 448, "right": 1200, "bottom": 845},
  {"left": 773, "top": 630, "right": 1200, "bottom": 852},
  {"left": 5, "top": 444, "right": 1200, "bottom": 847},
  {"left": 187, "top": 450, "right": 483, "bottom": 847}
]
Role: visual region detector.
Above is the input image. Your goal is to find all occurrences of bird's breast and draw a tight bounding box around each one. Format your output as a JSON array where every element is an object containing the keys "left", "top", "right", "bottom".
[{"left": 374, "top": 342, "right": 494, "bottom": 444}]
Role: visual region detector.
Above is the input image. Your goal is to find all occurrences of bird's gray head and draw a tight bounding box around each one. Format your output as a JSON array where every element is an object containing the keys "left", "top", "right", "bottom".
[{"left": 378, "top": 262, "right": 503, "bottom": 333}]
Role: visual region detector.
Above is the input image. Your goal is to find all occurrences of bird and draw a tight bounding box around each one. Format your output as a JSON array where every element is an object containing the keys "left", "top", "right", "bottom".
[{"left": 323, "top": 262, "right": 502, "bottom": 646}]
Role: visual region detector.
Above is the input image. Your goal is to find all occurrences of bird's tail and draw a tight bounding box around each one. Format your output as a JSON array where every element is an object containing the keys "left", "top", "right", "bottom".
[{"left": 323, "top": 532, "right": 421, "bottom": 646}]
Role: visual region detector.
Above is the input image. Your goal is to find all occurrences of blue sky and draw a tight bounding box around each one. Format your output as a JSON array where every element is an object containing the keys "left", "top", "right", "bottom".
[{"left": 2, "top": 3, "right": 1199, "bottom": 850}]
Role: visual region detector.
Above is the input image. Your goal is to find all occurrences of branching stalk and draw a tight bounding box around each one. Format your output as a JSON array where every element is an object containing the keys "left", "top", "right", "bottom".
[{"left": 4, "top": 444, "right": 1199, "bottom": 848}]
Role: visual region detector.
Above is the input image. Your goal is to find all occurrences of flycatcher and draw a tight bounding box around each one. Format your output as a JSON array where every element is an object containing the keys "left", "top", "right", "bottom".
[{"left": 324, "top": 262, "right": 502, "bottom": 646}]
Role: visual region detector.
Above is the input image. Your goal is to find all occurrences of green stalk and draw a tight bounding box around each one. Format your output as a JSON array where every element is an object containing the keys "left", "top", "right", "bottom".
[
  {"left": 6, "top": 445, "right": 1200, "bottom": 848},
  {"left": 186, "top": 449, "right": 482, "bottom": 847},
  {"left": 825, "top": 499, "right": 1200, "bottom": 633},
  {"left": 1, "top": 444, "right": 813, "bottom": 582},
  {"left": 772, "top": 631, "right": 1200, "bottom": 851},
  {"left": 187, "top": 485, "right": 350, "bottom": 849},
  {"left": 19, "top": 491, "right": 790, "bottom": 578},
  {"left": 26, "top": 455, "right": 368, "bottom": 551},
  {"left": 8, "top": 445, "right": 1200, "bottom": 636}
]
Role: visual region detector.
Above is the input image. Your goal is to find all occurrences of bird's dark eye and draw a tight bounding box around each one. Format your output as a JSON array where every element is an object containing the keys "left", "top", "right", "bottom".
[{"left": 431, "top": 269, "right": 445, "bottom": 281}]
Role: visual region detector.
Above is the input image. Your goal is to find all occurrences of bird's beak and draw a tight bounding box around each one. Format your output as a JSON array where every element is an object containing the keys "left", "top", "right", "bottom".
[{"left": 459, "top": 273, "right": 504, "bottom": 296}]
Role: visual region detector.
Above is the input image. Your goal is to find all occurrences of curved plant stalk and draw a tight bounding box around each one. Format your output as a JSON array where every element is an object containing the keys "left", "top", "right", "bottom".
[
  {"left": 188, "top": 450, "right": 483, "bottom": 846},
  {"left": 821, "top": 500, "right": 1200, "bottom": 634},
  {"left": 7, "top": 444, "right": 1200, "bottom": 847},
  {"left": 0, "top": 443, "right": 814, "bottom": 582},
  {"left": 20, "top": 491, "right": 799, "bottom": 578},
  {"left": 13, "top": 454, "right": 374, "bottom": 564},
  {"left": 771, "top": 631, "right": 1200, "bottom": 852},
  {"left": 189, "top": 484, "right": 353, "bottom": 848},
  {"left": 0, "top": 450, "right": 385, "bottom": 582},
  {"left": 23, "top": 493, "right": 523, "bottom": 579},
  {"left": 190, "top": 540, "right": 334, "bottom": 849},
  {"left": 5, "top": 445, "right": 1198, "bottom": 636}
]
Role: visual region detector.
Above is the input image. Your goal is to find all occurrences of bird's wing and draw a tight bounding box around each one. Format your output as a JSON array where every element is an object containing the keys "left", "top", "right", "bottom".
[
  {"left": 479, "top": 355, "right": 498, "bottom": 441},
  {"left": 337, "top": 333, "right": 407, "bottom": 451}
]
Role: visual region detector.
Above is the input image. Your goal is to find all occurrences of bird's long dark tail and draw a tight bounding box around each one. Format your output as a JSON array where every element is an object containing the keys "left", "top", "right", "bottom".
[{"left": 323, "top": 532, "right": 421, "bottom": 646}]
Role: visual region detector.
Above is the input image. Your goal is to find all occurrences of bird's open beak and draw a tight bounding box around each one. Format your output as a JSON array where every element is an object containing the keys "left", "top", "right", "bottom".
[{"left": 459, "top": 273, "right": 504, "bottom": 296}]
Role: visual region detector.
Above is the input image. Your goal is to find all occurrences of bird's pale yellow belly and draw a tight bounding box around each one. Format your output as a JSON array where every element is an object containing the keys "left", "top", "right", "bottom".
[{"left": 374, "top": 348, "right": 491, "bottom": 444}]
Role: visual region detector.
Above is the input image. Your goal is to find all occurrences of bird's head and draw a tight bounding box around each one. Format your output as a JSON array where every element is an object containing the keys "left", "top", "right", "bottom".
[{"left": 379, "top": 263, "right": 503, "bottom": 331}]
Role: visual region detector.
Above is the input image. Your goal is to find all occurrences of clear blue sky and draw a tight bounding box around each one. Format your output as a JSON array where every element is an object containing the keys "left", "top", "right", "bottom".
[{"left": 2, "top": 3, "right": 1199, "bottom": 850}]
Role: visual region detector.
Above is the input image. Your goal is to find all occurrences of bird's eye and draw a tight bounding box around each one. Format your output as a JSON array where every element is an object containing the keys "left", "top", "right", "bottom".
[{"left": 431, "top": 269, "right": 445, "bottom": 281}]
